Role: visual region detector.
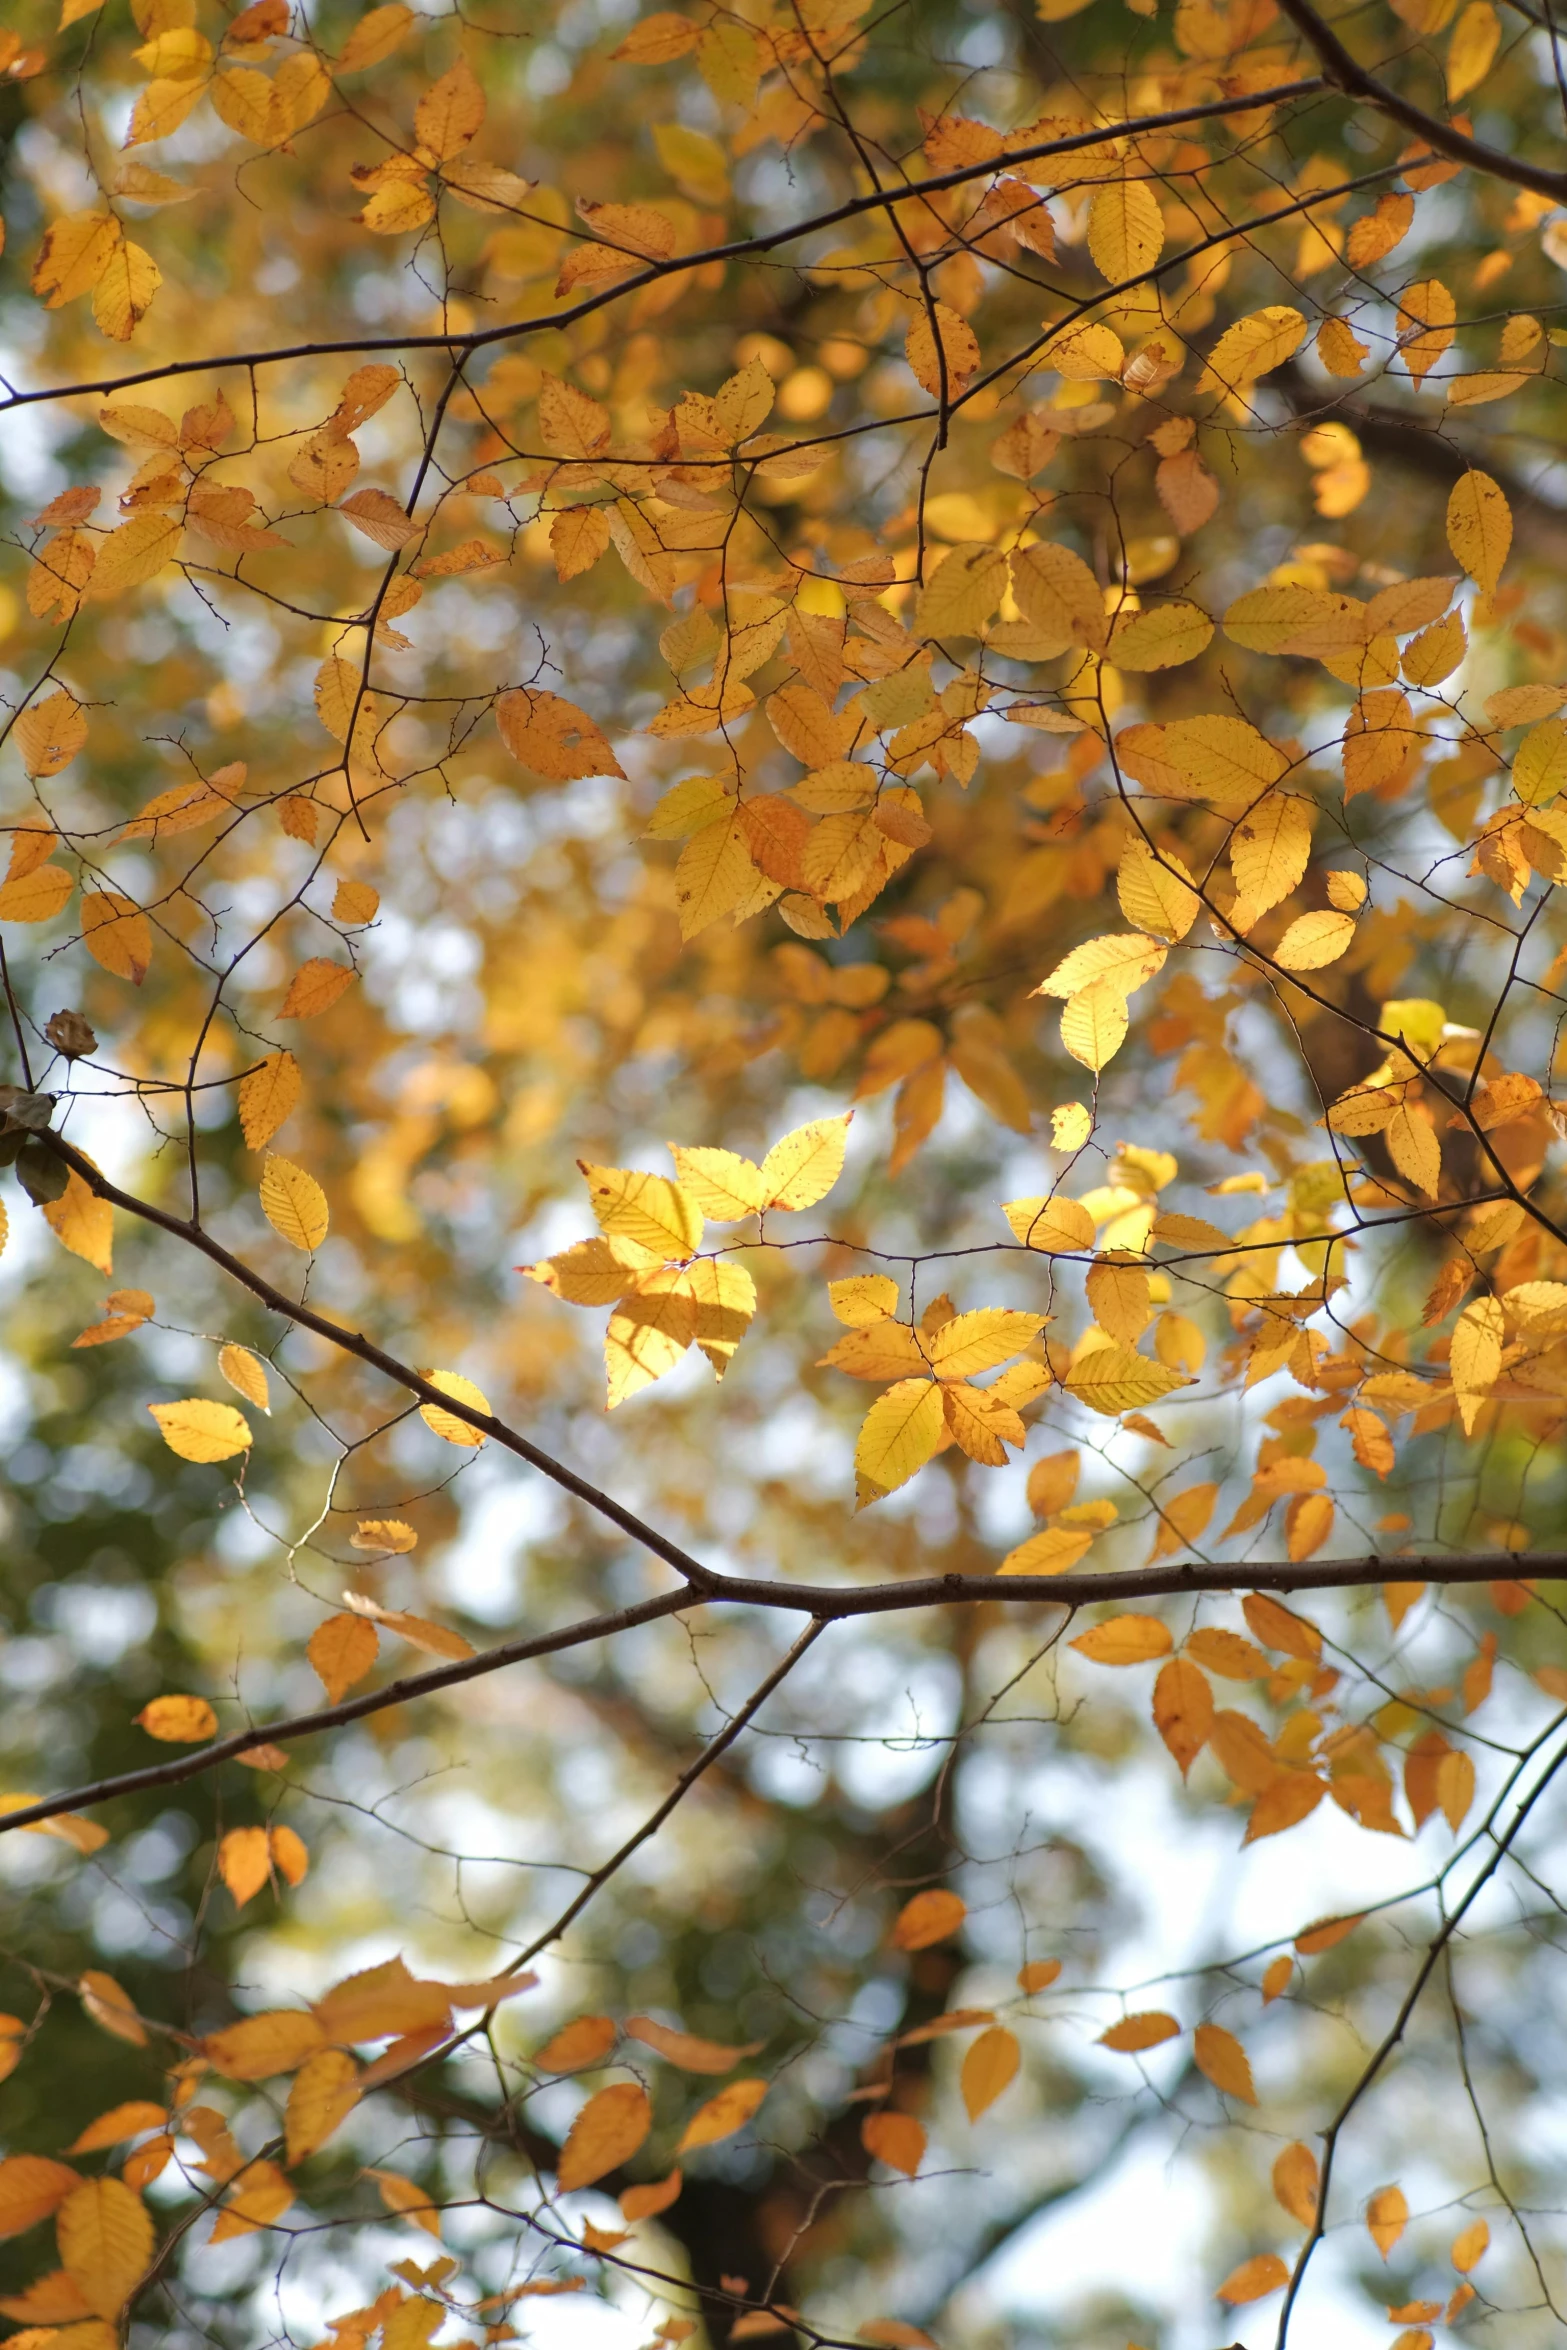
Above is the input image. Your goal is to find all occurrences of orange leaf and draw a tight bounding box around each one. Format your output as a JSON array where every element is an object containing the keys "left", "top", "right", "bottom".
[
  {"left": 558, "top": 2082, "right": 652, "bottom": 2188},
  {"left": 959, "top": 2025, "right": 1019, "bottom": 2120}
]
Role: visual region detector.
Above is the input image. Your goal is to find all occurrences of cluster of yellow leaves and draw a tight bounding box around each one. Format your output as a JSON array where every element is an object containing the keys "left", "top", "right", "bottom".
[
  {"left": 522, "top": 1116, "right": 848, "bottom": 1404},
  {"left": 818, "top": 1278, "right": 1049, "bottom": 1505}
]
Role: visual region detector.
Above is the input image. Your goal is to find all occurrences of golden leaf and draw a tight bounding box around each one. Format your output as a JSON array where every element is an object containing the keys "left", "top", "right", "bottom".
[
  {"left": 285, "top": 2049, "right": 360, "bottom": 2165},
  {"left": 56, "top": 2178, "right": 154, "bottom": 2318},
  {"left": 148, "top": 1399, "right": 252, "bottom": 1463},
  {"left": 890, "top": 1888, "right": 966, "bottom": 1950},
  {"left": 417, "top": 1367, "right": 491, "bottom": 1445},
  {"left": 1071, "top": 1613, "right": 1173, "bottom": 1666},
  {"left": 238, "top": 1051, "right": 301, "bottom": 1149},
  {"left": 1367, "top": 2182, "right": 1409, "bottom": 2258},
  {"left": 1098, "top": 2011, "right": 1180, "bottom": 2052},
  {"left": 1193, "top": 2021, "right": 1256, "bottom": 2103},
  {"left": 960, "top": 2025, "right": 1020, "bottom": 2120},
  {"left": 861, "top": 2111, "right": 925, "bottom": 2176},
  {"left": 259, "top": 1154, "right": 329, "bottom": 1251},
  {"left": 676, "top": 2076, "right": 768, "bottom": 2150},
  {"left": 136, "top": 1693, "right": 217, "bottom": 1740},
  {"left": 308, "top": 1613, "right": 380, "bottom": 1703},
  {"left": 558, "top": 2082, "right": 652, "bottom": 2188}
]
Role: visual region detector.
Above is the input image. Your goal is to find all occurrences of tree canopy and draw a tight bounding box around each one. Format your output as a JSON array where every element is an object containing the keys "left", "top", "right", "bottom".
[{"left": 2, "top": 0, "right": 1567, "bottom": 2343}]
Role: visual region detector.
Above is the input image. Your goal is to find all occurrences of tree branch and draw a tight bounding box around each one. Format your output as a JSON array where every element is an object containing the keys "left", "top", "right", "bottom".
[
  {"left": 0, "top": 78, "right": 1326, "bottom": 417},
  {"left": 0, "top": 1553, "right": 1550, "bottom": 1839},
  {"left": 1274, "top": 0, "right": 1567, "bottom": 198}
]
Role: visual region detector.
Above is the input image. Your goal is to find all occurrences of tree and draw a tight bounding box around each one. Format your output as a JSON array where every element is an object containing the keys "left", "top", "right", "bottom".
[{"left": 0, "top": 0, "right": 1566, "bottom": 2339}]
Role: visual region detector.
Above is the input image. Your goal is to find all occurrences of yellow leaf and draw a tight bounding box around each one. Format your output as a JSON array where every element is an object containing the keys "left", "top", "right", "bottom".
[
  {"left": 1273, "top": 909, "right": 1356, "bottom": 970},
  {"left": 67, "top": 2104, "right": 167, "bottom": 2157},
  {"left": 581, "top": 1161, "right": 703, "bottom": 1255},
  {"left": 668, "top": 1144, "right": 767, "bottom": 1220},
  {"left": 854, "top": 1377, "right": 945, "bottom": 1506},
  {"left": 1098, "top": 2011, "right": 1180, "bottom": 2052},
  {"left": 219, "top": 1826, "right": 273, "bottom": 1907},
  {"left": 1107, "top": 599, "right": 1212, "bottom": 671},
  {"left": 1048, "top": 319, "right": 1124, "bottom": 381},
  {"left": 1386, "top": 1102, "right": 1442, "bottom": 1200},
  {"left": 16, "top": 690, "right": 87, "bottom": 778},
  {"left": 308, "top": 1613, "right": 379, "bottom": 1703},
  {"left": 81, "top": 892, "right": 152, "bottom": 984},
  {"left": 415, "top": 53, "right": 485, "bottom": 160},
  {"left": 1002, "top": 1193, "right": 1095, "bottom": 1252},
  {"left": 271, "top": 1823, "right": 308, "bottom": 1886},
  {"left": 1200, "top": 305, "right": 1307, "bottom": 392},
  {"left": 1071, "top": 1613, "right": 1173, "bottom": 1665},
  {"left": 279, "top": 958, "right": 356, "bottom": 1018},
  {"left": 1060, "top": 979, "right": 1128, "bottom": 1071},
  {"left": 217, "top": 1342, "right": 270, "bottom": 1412},
  {"left": 1318, "top": 315, "right": 1368, "bottom": 375},
  {"left": 1437, "top": 1746, "right": 1476, "bottom": 1828},
  {"left": 79, "top": 1972, "right": 146, "bottom": 2046},
  {"left": 960, "top": 2025, "right": 1020, "bottom": 2120},
  {"left": 915, "top": 542, "right": 1007, "bottom": 639},
  {"left": 208, "top": 2156, "right": 292, "bottom": 2241},
  {"left": 829, "top": 1273, "right": 900, "bottom": 1325},
  {"left": 1231, "top": 792, "right": 1312, "bottom": 923},
  {"left": 926, "top": 1307, "right": 1042, "bottom": 1378},
  {"left": 861, "top": 2111, "right": 925, "bottom": 2176},
  {"left": 32, "top": 211, "right": 121, "bottom": 307},
  {"left": 890, "top": 1889, "right": 966, "bottom": 1950},
  {"left": 1216, "top": 2253, "right": 1289, "bottom": 2305},
  {"left": 1193, "top": 2022, "right": 1256, "bottom": 2102},
  {"left": 136, "top": 1693, "right": 217, "bottom": 1742},
  {"left": 1446, "top": 470, "right": 1511, "bottom": 591},
  {"left": 90, "top": 237, "right": 160, "bottom": 341},
  {"left": 905, "top": 303, "right": 980, "bottom": 398},
  {"left": 1036, "top": 931, "right": 1166, "bottom": 1002},
  {"left": 1368, "top": 2183, "right": 1409, "bottom": 2258},
  {"left": 1451, "top": 2218, "right": 1489, "bottom": 2272},
  {"left": 1064, "top": 1342, "right": 1189, "bottom": 1416},
  {"left": 315, "top": 1958, "right": 451, "bottom": 2043},
  {"left": 558, "top": 2082, "right": 652, "bottom": 2188},
  {"left": 1273, "top": 2140, "right": 1319, "bottom": 2225},
  {"left": 0, "top": 863, "right": 73, "bottom": 923},
  {"left": 606, "top": 1273, "right": 697, "bottom": 1406},
  {"left": 1116, "top": 838, "right": 1199, "bottom": 941},
  {"left": 1153, "top": 1655, "right": 1212, "bottom": 1773},
  {"left": 998, "top": 1525, "right": 1094, "bottom": 1576},
  {"left": 550, "top": 505, "right": 611, "bottom": 581},
  {"left": 339, "top": 1, "right": 416, "bottom": 68},
  {"left": 238, "top": 1051, "right": 301, "bottom": 1148},
  {"left": 352, "top": 1518, "right": 417, "bottom": 1551},
  {"left": 206, "top": 2010, "right": 328, "bottom": 2080},
  {"left": 56, "top": 2178, "right": 153, "bottom": 2318},
  {"left": 625, "top": 2015, "right": 764, "bottom": 2072},
  {"left": 536, "top": 2014, "right": 617, "bottom": 2072},
  {"left": 259, "top": 1154, "right": 329, "bottom": 1251},
  {"left": 1086, "top": 1256, "right": 1151, "bottom": 1343},
  {"left": 1242, "top": 1593, "right": 1322, "bottom": 1660},
  {"left": 676, "top": 2077, "right": 768, "bottom": 2150},
  {"left": 685, "top": 1257, "right": 756, "bottom": 1376},
  {"left": 148, "top": 1398, "right": 252, "bottom": 1463},
  {"left": 43, "top": 1171, "right": 113, "bottom": 1276},
  {"left": 85, "top": 509, "right": 182, "bottom": 602},
  {"left": 1017, "top": 1958, "right": 1062, "bottom": 1994},
  {"left": 0, "top": 2157, "right": 85, "bottom": 2238},
  {"left": 337, "top": 486, "right": 420, "bottom": 547},
  {"left": 369, "top": 2169, "right": 443, "bottom": 2238},
  {"left": 332, "top": 879, "right": 380, "bottom": 924},
  {"left": 497, "top": 687, "right": 625, "bottom": 781},
  {"left": 1087, "top": 178, "right": 1164, "bottom": 282},
  {"left": 418, "top": 1368, "right": 491, "bottom": 1446},
  {"left": 285, "top": 2049, "right": 360, "bottom": 2165}
]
